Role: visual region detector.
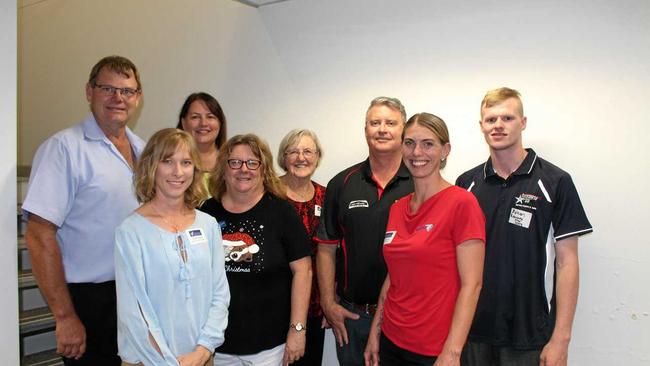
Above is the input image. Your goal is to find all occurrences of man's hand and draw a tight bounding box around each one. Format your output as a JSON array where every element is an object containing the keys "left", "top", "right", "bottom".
[
  {"left": 282, "top": 330, "right": 306, "bottom": 365},
  {"left": 539, "top": 338, "right": 569, "bottom": 366},
  {"left": 55, "top": 314, "right": 86, "bottom": 360},
  {"left": 322, "top": 301, "right": 360, "bottom": 347}
]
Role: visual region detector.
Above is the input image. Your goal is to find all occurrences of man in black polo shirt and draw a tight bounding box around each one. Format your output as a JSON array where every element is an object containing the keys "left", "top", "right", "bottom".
[
  {"left": 456, "top": 87, "right": 592, "bottom": 366},
  {"left": 316, "top": 96, "right": 413, "bottom": 365}
]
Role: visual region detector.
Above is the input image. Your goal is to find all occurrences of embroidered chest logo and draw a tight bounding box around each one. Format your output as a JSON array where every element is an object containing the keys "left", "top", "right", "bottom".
[
  {"left": 415, "top": 224, "right": 435, "bottom": 232},
  {"left": 348, "top": 200, "right": 369, "bottom": 209},
  {"left": 514, "top": 193, "right": 539, "bottom": 210}
]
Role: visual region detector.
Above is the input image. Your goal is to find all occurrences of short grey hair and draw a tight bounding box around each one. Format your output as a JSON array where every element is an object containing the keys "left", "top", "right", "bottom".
[
  {"left": 366, "top": 96, "right": 407, "bottom": 123},
  {"left": 277, "top": 129, "right": 323, "bottom": 171}
]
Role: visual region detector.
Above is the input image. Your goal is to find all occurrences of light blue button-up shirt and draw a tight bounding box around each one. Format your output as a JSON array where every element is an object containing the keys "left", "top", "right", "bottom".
[
  {"left": 22, "top": 115, "right": 145, "bottom": 283},
  {"left": 115, "top": 211, "right": 230, "bottom": 365}
]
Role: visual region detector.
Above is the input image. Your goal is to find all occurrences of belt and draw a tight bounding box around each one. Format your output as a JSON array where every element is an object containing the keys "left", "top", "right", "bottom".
[{"left": 342, "top": 299, "right": 377, "bottom": 316}]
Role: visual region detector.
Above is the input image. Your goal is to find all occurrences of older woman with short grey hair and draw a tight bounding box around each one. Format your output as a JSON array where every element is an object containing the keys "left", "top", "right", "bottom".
[{"left": 278, "top": 129, "right": 327, "bottom": 366}]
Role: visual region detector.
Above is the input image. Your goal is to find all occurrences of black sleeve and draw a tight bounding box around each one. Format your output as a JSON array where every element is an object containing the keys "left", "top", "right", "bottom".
[
  {"left": 552, "top": 173, "right": 593, "bottom": 241},
  {"left": 278, "top": 199, "right": 312, "bottom": 262}
]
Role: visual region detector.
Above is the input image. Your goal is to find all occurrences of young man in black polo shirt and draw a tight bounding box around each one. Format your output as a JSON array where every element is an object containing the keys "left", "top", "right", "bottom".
[
  {"left": 456, "top": 87, "right": 592, "bottom": 366},
  {"left": 316, "top": 97, "right": 413, "bottom": 366}
]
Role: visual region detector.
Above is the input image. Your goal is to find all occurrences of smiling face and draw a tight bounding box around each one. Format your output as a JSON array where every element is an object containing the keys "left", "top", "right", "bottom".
[
  {"left": 480, "top": 97, "right": 527, "bottom": 152},
  {"left": 85, "top": 67, "right": 141, "bottom": 133},
  {"left": 154, "top": 144, "right": 194, "bottom": 202},
  {"left": 224, "top": 144, "right": 264, "bottom": 196},
  {"left": 181, "top": 100, "right": 221, "bottom": 148},
  {"left": 402, "top": 123, "right": 450, "bottom": 179},
  {"left": 283, "top": 135, "right": 319, "bottom": 179},
  {"left": 365, "top": 105, "right": 404, "bottom": 155}
]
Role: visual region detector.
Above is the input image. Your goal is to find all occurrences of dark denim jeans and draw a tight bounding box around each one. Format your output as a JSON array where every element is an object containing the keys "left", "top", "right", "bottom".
[{"left": 334, "top": 300, "right": 374, "bottom": 366}]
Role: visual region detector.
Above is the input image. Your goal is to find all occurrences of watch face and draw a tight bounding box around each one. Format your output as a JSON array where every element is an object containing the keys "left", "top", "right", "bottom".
[{"left": 292, "top": 323, "right": 304, "bottom": 332}]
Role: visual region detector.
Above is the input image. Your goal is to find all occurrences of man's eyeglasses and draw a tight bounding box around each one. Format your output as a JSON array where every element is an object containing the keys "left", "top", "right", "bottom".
[
  {"left": 93, "top": 83, "right": 140, "bottom": 98},
  {"left": 285, "top": 148, "right": 318, "bottom": 159},
  {"left": 227, "top": 159, "right": 261, "bottom": 170}
]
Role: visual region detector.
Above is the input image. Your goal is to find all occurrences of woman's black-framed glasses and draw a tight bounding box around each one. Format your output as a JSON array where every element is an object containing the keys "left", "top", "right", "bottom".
[{"left": 227, "top": 159, "right": 261, "bottom": 170}]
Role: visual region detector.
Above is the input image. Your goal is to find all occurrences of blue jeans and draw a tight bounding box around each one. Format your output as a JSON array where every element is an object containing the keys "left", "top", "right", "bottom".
[{"left": 335, "top": 300, "right": 374, "bottom": 366}]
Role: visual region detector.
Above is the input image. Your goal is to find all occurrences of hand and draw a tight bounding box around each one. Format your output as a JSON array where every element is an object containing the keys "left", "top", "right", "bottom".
[
  {"left": 363, "top": 328, "right": 380, "bottom": 366},
  {"left": 432, "top": 347, "right": 461, "bottom": 366},
  {"left": 321, "top": 316, "right": 331, "bottom": 329},
  {"left": 282, "top": 329, "right": 306, "bottom": 365},
  {"left": 55, "top": 314, "right": 86, "bottom": 360},
  {"left": 177, "top": 345, "right": 212, "bottom": 366},
  {"left": 539, "top": 338, "right": 569, "bottom": 366},
  {"left": 322, "top": 301, "right": 360, "bottom": 347}
]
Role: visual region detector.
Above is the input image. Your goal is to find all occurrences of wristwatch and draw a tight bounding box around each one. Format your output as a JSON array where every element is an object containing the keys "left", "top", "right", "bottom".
[{"left": 290, "top": 322, "right": 306, "bottom": 332}]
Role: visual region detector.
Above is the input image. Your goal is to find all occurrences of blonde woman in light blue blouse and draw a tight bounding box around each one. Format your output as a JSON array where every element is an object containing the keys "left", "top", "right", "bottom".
[{"left": 115, "top": 128, "right": 230, "bottom": 366}]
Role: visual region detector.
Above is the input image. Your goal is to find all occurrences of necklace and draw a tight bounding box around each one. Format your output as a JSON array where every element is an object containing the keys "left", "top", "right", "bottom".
[{"left": 151, "top": 203, "right": 189, "bottom": 263}]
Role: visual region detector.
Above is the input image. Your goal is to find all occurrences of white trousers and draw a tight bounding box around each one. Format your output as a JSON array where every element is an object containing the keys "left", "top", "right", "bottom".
[{"left": 213, "top": 343, "right": 285, "bottom": 366}]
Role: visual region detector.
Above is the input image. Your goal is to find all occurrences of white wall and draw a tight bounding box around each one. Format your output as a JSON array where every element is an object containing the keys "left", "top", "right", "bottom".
[
  {"left": 1, "top": 0, "right": 20, "bottom": 363},
  {"left": 18, "top": 0, "right": 650, "bottom": 365},
  {"left": 257, "top": 1, "right": 650, "bottom": 364}
]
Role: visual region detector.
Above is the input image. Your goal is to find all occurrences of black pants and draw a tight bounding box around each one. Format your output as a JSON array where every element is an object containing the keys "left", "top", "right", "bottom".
[
  {"left": 293, "top": 315, "right": 326, "bottom": 366},
  {"left": 63, "top": 281, "right": 120, "bottom": 366},
  {"left": 461, "top": 341, "right": 542, "bottom": 366},
  {"left": 379, "top": 333, "right": 437, "bottom": 366}
]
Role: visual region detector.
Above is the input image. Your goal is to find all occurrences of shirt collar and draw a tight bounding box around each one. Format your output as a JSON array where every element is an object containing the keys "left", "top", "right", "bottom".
[
  {"left": 361, "top": 157, "right": 412, "bottom": 181},
  {"left": 82, "top": 114, "right": 143, "bottom": 156},
  {"left": 483, "top": 148, "right": 537, "bottom": 179}
]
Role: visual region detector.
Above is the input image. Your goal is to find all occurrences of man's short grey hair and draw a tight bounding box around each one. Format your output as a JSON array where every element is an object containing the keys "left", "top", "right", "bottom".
[{"left": 366, "top": 96, "right": 407, "bottom": 123}]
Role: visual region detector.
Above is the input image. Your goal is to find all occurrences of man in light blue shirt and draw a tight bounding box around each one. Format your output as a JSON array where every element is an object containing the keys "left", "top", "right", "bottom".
[{"left": 22, "top": 55, "right": 145, "bottom": 366}]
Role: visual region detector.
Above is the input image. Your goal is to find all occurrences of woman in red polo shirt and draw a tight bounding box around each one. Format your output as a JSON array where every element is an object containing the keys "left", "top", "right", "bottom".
[{"left": 364, "top": 113, "right": 485, "bottom": 366}]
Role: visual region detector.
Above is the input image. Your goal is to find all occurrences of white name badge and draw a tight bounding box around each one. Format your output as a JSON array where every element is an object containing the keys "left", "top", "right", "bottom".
[
  {"left": 384, "top": 231, "right": 397, "bottom": 245},
  {"left": 315, "top": 204, "right": 322, "bottom": 217},
  {"left": 508, "top": 208, "right": 532, "bottom": 229},
  {"left": 186, "top": 228, "right": 207, "bottom": 245}
]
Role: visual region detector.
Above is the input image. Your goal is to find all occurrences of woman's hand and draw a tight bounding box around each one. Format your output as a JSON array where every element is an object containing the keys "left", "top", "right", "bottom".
[
  {"left": 282, "top": 330, "right": 306, "bottom": 365},
  {"left": 177, "top": 345, "right": 212, "bottom": 366},
  {"left": 432, "top": 346, "right": 461, "bottom": 366},
  {"left": 363, "top": 326, "right": 380, "bottom": 366}
]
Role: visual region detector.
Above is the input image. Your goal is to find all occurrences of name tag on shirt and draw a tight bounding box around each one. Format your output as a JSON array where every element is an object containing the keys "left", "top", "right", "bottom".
[
  {"left": 186, "top": 228, "right": 207, "bottom": 245},
  {"left": 384, "top": 231, "right": 396, "bottom": 245},
  {"left": 509, "top": 208, "right": 532, "bottom": 229},
  {"left": 315, "top": 204, "right": 322, "bottom": 217}
]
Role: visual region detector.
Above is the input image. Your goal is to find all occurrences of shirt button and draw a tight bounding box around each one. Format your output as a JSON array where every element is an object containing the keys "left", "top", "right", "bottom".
[{"left": 501, "top": 183, "right": 507, "bottom": 188}]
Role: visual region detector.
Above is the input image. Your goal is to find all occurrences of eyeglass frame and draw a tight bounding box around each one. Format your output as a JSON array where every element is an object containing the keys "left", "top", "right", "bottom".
[
  {"left": 284, "top": 148, "right": 319, "bottom": 159},
  {"left": 93, "top": 83, "right": 141, "bottom": 98},
  {"left": 227, "top": 159, "right": 262, "bottom": 170}
]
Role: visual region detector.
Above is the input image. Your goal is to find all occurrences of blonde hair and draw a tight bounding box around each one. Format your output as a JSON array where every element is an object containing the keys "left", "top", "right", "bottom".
[
  {"left": 403, "top": 113, "right": 450, "bottom": 169},
  {"left": 134, "top": 128, "right": 207, "bottom": 207},
  {"left": 277, "top": 129, "right": 323, "bottom": 171},
  {"left": 481, "top": 87, "right": 524, "bottom": 118},
  {"left": 210, "top": 134, "right": 286, "bottom": 200}
]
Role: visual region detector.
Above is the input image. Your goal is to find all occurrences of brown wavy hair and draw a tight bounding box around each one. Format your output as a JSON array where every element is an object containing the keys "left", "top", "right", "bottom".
[
  {"left": 209, "top": 134, "right": 286, "bottom": 200},
  {"left": 134, "top": 128, "right": 208, "bottom": 207}
]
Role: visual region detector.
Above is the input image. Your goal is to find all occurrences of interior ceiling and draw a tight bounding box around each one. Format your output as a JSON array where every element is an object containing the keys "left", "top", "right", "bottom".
[{"left": 232, "top": 0, "right": 294, "bottom": 8}]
